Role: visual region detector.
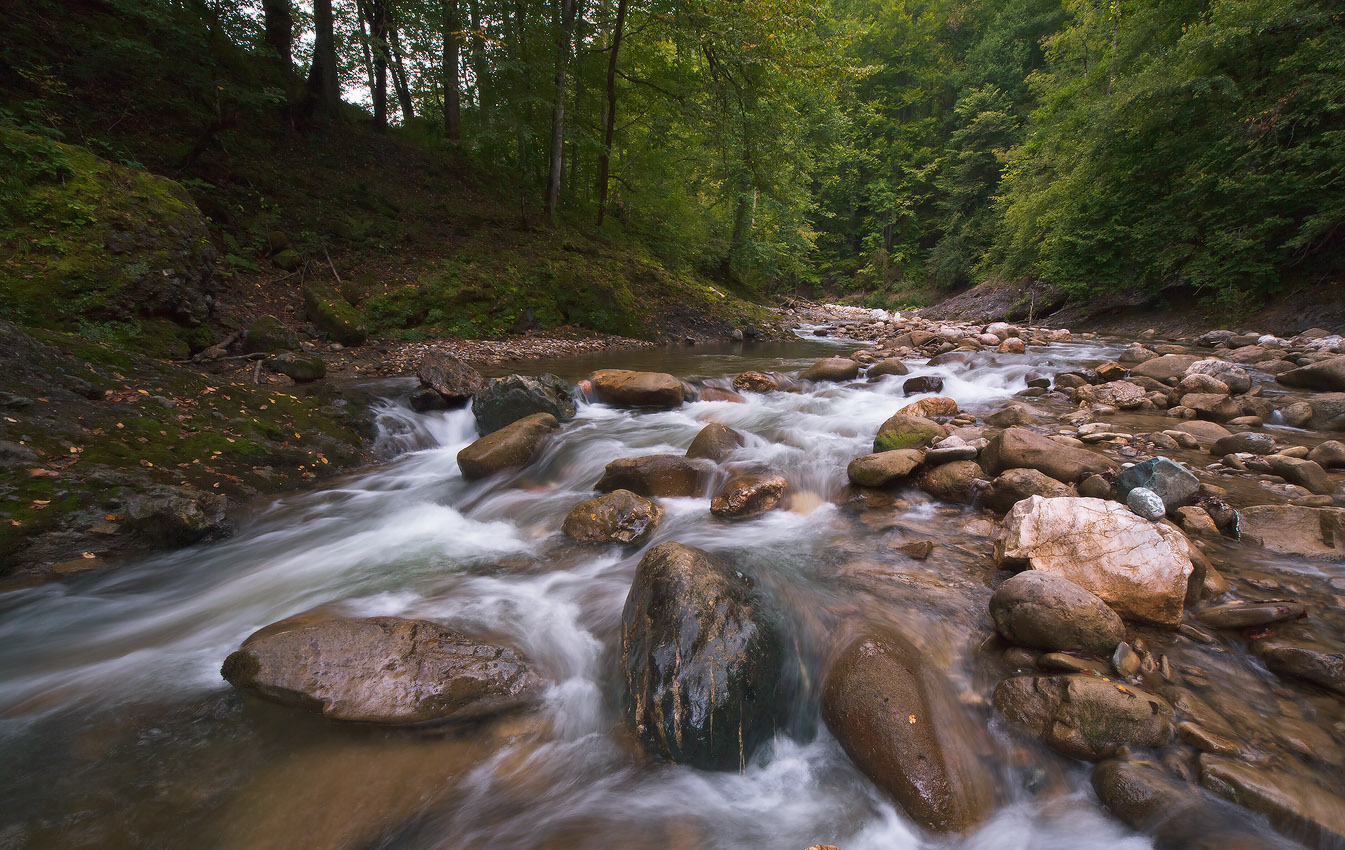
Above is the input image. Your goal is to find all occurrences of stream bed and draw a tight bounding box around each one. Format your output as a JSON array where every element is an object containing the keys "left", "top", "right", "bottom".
[{"left": 1, "top": 333, "right": 1341, "bottom": 850}]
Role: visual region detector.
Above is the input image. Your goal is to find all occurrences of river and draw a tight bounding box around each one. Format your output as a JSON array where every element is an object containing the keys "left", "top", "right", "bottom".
[{"left": 0, "top": 331, "right": 1336, "bottom": 850}]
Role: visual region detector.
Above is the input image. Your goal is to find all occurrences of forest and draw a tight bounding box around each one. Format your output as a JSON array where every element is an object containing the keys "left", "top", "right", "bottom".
[{"left": 3, "top": 0, "right": 1344, "bottom": 321}]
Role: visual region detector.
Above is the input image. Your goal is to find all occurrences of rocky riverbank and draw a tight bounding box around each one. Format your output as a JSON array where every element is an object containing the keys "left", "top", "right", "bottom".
[{"left": 211, "top": 309, "right": 1345, "bottom": 849}]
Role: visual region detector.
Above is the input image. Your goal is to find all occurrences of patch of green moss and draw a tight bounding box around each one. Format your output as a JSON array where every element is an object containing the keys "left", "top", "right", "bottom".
[
  {"left": 303, "top": 283, "right": 369, "bottom": 345},
  {"left": 1, "top": 128, "right": 217, "bottom": 347}
]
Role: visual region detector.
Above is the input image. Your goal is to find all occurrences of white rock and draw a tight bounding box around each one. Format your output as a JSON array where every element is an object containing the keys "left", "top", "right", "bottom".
[{"left": 995, "top": 496, "right": 1194, "bottom": 627}]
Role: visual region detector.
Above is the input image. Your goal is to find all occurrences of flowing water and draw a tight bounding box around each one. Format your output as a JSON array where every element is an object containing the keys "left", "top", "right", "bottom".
[{"left": 1, "top": 334, "right": 1339, "bottom": 850}]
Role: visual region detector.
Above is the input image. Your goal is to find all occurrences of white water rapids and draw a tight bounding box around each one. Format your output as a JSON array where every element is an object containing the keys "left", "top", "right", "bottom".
[{"left": 0, "top": 336, "right": 1182, "bottom": 850}]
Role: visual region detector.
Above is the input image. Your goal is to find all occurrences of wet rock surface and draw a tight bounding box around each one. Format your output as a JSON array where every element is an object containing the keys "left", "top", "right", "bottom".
[
  {"left": 620, "top": 542, "right": 786, "bottom": 770},
  {"left": 562, "top": 489, "right": 665, "bottom": 545},
  {"left": 994, "top": 674, "right": 1174, "bottom": 760},
  {"left": 710, "top": 473, "right": 788, "bottom": 519},
  {"left": 457, "top": 412, "right": 560, "bottom": 480},
  {"left": 417, "top": 350, "right": 484, "bottom": 405},
  {"left": 595, "top": 454, "right": 705, "bottom": 498},
  {"left": 221, "top": 616, "right": 544, "bottom": 724},
  {"left": 591, "top": 369, "right": 686, "bottom": 408},
  {"left": 822, "top": 632, "right": 995, "bottom": 833},
  {"left": 989, "top": 572, "right": 1125, "bottom": 655},
  {"left": 471, "top": 373, "right": 577, "bottom": 435}
]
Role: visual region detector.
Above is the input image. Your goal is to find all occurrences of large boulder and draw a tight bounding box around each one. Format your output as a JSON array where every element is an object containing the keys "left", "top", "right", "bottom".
[
  {"left": 471, "top": 373, "right": 576, "bottom": 435},
  {"left": 1308, "top": 439, "right": 1345, "bottom": 469},
  {"left": 685, "top": 423, "right": 746, "bottom": 462},
  {"left": 418, "top": 350, "right": 484, "bottom": 405},
  {"left": 822, "top": 632, "right": 995, "bottom": 833},
  {"left": 562, "top": 489, "right": 664, "bottom": 546},
  {"left": 981, "top": 427, "right": 1114, "bottom": 483},
  {"left": 995, "top": 496, "right": 1194, "bottom": 626},
  {"left": 1115, "top": 456, "right": 1199, "bottom": 514},
  {"left": 243, "top": 315, "right": 301, "bottom": 354},
  {"left": 994, "top": 674, "right": 1174, "bottom": 760},
  {"left": 1237, "top": 505, "right": 1345, "bottom": 558},
  {"left": 591, "top": 369, "right": 685, "bottom": 408},
  {"left": 1277, "top": 355, "right": 1345, "bottom": 392},
  {"left": 847, "top": 449, "right": 924, "bottom": 488},
  {"left": 221, "top": 616, "right": 543, "bottom": 724},
  {"left": 456, "top": 413, "right": 559, "bottom": 480},
  {"left": 801, "top": 357, "right": 861, "bottom": 382},
  {"left": 983, "top": 468, "right": 1074, "bottom": 513},
  {"left": 620, "top": 543, "right": 786, "bottom": 770},
  {"left": 989, "top": 572, "right": 1125, "bottom": 656},
  {"left": 710, "top": 474, "right": 788, "bottom": 519},
  {"left": 1128, "top": 354, "right": 1202, "bottom": 383},
  {"left": 595, "top": 454, "right": 704, "bottom": 498},
  {"left": 874, "top": 414, "right": 947, "bottom": 452}
]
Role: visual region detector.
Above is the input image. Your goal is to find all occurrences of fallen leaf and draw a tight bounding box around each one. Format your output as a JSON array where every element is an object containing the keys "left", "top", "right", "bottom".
[{"left": 28, "top": 468, "right": 57, "bottom": 477}]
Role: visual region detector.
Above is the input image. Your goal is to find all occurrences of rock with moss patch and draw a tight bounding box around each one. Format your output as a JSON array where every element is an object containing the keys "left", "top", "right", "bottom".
[
  {"left": 874, "top": 413, "right": 948, "bottom": 452},
  {"left": 123, "top": 486, "right": 231, "bottom": 545},
  {"left": 303, "top": 283, "right": 368, "bottom": 346},
  {"left": 272, "top": 249, "right": 302, "bottom": 271},
  {"left": 265, "top": 351, "right": 326, "bottom": 382},
  {"left": 456, "top": 413, "right": 559, "bottom": 480},
  {"left": 244, "top": 315, "right": 301, "bottom": 353}
]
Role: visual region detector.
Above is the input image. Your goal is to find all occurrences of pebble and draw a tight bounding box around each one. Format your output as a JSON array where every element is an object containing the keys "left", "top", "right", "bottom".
[{"left": 1126, "top": 487, "right": 1166, "bottom": 520}]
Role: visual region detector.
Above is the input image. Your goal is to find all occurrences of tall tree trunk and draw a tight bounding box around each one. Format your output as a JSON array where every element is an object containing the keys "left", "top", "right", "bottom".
[
  {"left": 596, "top": 0, "right": 627, "bottom": 225},
  {"left": 443, "top": 0, "right": 462, "bottom": 138},
  {"left": 389, "top": 25, "right": 416, "bottom": 120},
  {"left": 545, "top": 0, "right": 578, "bottom": 226},
  {"left": 305, "top": 0, "right": 340, "bottom": 118},
  {"left": 262, "top": 0, "right": 293, "bottom": 68},
  {"left": 466, "top": 0, "right": 489, "bottom": 111},
  {"left": 363, "top": 0, "right": 391, "bottom": 127},
  {"left": 357, "top": 2, "right": 377, "bottom": 101}
]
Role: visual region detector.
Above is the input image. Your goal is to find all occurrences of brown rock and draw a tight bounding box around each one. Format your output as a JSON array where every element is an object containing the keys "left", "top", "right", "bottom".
[
  {"left": 457, "top": 413, "right": 559, "bottom": 481},
  {"left": 1237, "top": 505, "right": 1345, "bottom": 558},
  {"left": 990, "top": 572, "right": 1125, "bottom": 656},
  {"left": 417, "top": 351, "right": 484, "bottom": 405},
  {"left": 898, "top": 396, "right": 959, "bottom": 419},
  {"left": 732, "top": 371, "right": 779, "bottom": 393},
  {"left": 596, "top": 455, "right": 704, "bottom": 498},
  {"left": 562, "top": 489, "right": 664, "bottom": 545},
  {"left": 801, "top": 357, "right": 861, "bottom": 382},
  {"left": 1255, "top": 637, "right": 1345, "bottom": 695},
  {"left": 981, "top": 427, "right": 1114, "bottom": 483},
  {"left": 847, "top": 449, "right": 924, "bottom": 488},
  {"left": 874, "top": 413, "right": 947, "bottom": 452},
  {"left": 915, "top": 460, "right": 985, "bottom": 504},
  {"left": 685, "top": 423, "right": 746, "bottom": 462},
  {"left": 1201, "top": 756, "right": 1345, "bottom": 848},
  {"left": 592, "top": 369, "right": 686, "bottom": 408},
  {"left": 866, "top": 358, "right": 910, "bottom": 379},
  {"left": 221, "top": 616, "right": 543, "bottom": 724},
  {"left": 710, "top": 474, "right": 788, "bottom": 519},
  {"left": 1264, "top": 455, "right": 1333, "bottom": 494},
  {"left": 994, "top": 674, "right": 1174, "bottom": 760},
  {"left": 984, "top": 468, "right": 1074, "bottom": 513},
  {"left": 1277, "top": 355, "right": 1345, "bottom": 392},
  {"left": 822, "top": 632, "right": 995, "bottom": 832},
  {"left": 1128, "top": 355, "right": 1203, "bottom": 383}
]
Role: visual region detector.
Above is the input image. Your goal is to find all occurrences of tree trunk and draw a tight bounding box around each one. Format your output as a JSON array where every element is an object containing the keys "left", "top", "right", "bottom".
[
  {"left": 466, "top": 0, "right": 489, "bottom": 111},
  {"left": 363, "top": 0, "right": 391, "bottom": 127},
  {"left": 305, "top": 0, "right": 340, "bottom": 118},
  {"left": 596, "top": 0, "right": 628, "bottom": 225},
  {"left": 262, "top": 0, "right": 293, "bottom": 68},
  {"left": 443, "top": 0, "right": 461, "bottom": 138},
  {"left": 357, "top": 2, "right": 377, "bottom": 101},
  {"left": 389, "top": 25, "right": 416, "bottom": 120},
  {"left": 545, "top": 0, "right": 578, "bottom": 226}
]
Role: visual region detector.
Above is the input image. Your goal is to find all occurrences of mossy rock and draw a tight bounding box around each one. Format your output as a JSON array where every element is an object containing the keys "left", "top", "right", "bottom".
[
  {"left": 244, "top": 315, "right": 301, "bottom": 353},
  {"left": 302, "top": 283, "right": 368, "bottom": 346},
  {"left": 0, "top": 128, "right": 217, "bottom": 346},
  {"left": 272, "top": 249, "right": 301, "bottom": 271},
  {"left": 266, "top": 351, "right": 326, "bottom": 382}
]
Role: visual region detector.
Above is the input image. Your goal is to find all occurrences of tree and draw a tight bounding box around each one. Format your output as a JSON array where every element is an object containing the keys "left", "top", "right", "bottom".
[
  {"left": 545, "top": 0, "right": 580, "bottom": 225},
  {"left": 595, "top": 0, "right": 627, "bottom": 225},
  {"left": 443, "top": 0, "right": 462, "bottom": 138},
  {"left": 306, "top": 0, "right": 342, "bottom": 117},
  {"left": 262, "top": 0, "right": 294, "bottom": 68}
]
